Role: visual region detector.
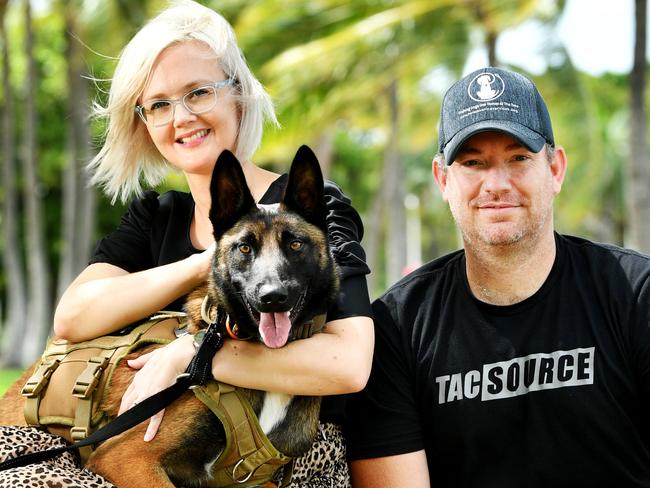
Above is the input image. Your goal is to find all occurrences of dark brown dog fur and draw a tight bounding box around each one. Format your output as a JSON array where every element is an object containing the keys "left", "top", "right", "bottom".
[{"left": 0, "top": 146, "right": 339, "bottom": 488}]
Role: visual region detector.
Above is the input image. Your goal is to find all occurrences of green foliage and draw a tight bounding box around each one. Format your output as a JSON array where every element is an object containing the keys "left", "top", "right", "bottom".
[
  {"left": 0, "top": 0, "right": 645, "bottom": 306},
  {"left": 0, "top": 369, "right": 22, "bottom": 396},
  {"left": 330, "top": 126, "right": 384, "bottom": 214}
]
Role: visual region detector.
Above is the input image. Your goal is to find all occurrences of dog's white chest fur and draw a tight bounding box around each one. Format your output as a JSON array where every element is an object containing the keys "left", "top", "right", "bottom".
[{"left": 258, "top": 393, "right": 293, "bottom": 434}]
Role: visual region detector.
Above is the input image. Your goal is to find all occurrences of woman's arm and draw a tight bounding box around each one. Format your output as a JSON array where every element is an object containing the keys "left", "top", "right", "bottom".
[
  {"left": 119, "top": 314, "right": 373, "bottom": 441},
  {"left": 53, "top": 246, "right": 213, "bottom": 342},
  {"left": 350, "top": 451, "right": 431, "bottom": 488},
  {"left": 121, "top": 317, "right": 374, "bottom": 402},
  {"left": 213, "top": 316, "right": 374, "bottom": 394},
  {"left": 119, "top": 179, "right": 374, "bottom": 439}
]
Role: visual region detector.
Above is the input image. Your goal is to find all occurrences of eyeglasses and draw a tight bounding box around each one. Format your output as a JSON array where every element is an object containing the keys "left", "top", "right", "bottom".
[{"left": 134, "top": 79, "right": 234, "bottom": 127}]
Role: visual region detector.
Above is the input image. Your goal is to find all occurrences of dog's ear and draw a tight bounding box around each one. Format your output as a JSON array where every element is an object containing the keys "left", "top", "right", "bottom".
[
  {"left": 209, "top": 149, "right": 256, "bottom": 239},
  {"left": 283, "top": 145, "right": 326, "bottom": 230}
]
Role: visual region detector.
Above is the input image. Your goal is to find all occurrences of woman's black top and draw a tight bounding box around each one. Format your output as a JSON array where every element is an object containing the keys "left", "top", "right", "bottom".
[{"left": 91, "top": 174, "right": 372, "bottom": 423}]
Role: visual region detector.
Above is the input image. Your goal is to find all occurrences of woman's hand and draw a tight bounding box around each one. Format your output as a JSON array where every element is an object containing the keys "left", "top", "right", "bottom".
[
  {"left": 195, "top": 242, "right": 216, "bottom": 280},
  {"left": 118, "top": 334, "right": 195, "bottom": 441},
  {"left": 54, "top": 243, "right": 216, "bottom": 342}
]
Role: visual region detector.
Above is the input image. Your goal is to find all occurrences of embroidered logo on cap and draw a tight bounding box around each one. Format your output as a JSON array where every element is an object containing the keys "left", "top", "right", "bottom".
[{"left": 468, "top": 72, "right": 505, "bottom": 102}]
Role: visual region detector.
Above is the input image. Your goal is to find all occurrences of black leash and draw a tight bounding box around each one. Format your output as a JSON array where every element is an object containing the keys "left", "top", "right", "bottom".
[{"left": 0, "top": 312, "right": 226, "bottom": 472}]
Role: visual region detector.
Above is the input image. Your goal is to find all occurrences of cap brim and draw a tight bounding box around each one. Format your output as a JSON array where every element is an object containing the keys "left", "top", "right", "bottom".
[{"left": 443, "top": 120, "right": 547, "bottom": 164}]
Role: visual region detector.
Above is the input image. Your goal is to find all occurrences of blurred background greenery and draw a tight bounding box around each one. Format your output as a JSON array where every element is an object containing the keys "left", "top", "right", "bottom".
[
  {"left": 0, "top": 0, "right": 648, "bottom": 370},
  {"left": 0, "top": 369, "right": 21, "bottom": 394}
]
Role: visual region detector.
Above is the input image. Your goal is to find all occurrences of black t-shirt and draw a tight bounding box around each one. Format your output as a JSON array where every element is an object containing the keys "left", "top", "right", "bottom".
[
  {"left": 91, "top": 174, "right": 372, "bottom": 423},
  {"left": 347, "top": 234, "right": 650, "bottom": 487}
]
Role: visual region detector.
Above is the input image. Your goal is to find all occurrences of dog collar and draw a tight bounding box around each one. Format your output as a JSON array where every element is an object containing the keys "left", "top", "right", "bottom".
[
  {"left": 225, "top": 317, "right": 241, "bottom": 340},
  {"left": 201, "top": 295, "right": 247, "bottom": 341}
]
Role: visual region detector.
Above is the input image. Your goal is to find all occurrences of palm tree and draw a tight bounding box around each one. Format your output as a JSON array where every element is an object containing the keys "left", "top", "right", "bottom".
[
  {"left": 626, "top": 0, "right": 649, "bottom": 253},
  {"left": 22, "top": 0, "right": 51, "bottom": 363},
  {"left": 468, "top": 0, "right": 540, "bottom": 66},
  {"left": 0, "top": 0, "right": 27, "bottom": 367},
  {"left": 57, "top": 0, "right": 98, "bottom": 300},
  {"left": 249, "top": 0, "right": 551, "bottom": 290},
  {"left": 252, "top": 0, "right": 469, "bottom": 289}
]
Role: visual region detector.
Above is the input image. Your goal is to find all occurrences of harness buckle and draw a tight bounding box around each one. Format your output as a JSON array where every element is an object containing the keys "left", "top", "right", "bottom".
[
  {"left": 70, "top": 426, "right": 89, "bottom": 442},
  {"left": 72, "top": 356, "right": 109, "bottom": 399},
  {"left": 21, "top": 358, "right": 61, "bottom": 397}
]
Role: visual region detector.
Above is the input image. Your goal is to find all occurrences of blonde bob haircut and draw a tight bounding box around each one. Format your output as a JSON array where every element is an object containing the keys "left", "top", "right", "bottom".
[{"left": 89, "top": 0, "right": 278, "bottom": 204}]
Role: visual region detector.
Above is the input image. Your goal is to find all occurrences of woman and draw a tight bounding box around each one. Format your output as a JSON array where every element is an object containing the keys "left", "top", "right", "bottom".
[{"left": 2, "top": 1, "right": 373, "bottom": 486}]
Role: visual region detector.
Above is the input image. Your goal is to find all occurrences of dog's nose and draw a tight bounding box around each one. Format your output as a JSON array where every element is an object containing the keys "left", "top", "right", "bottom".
[{"left": 259, "top": 284, "right": 288, "bottom": 307}]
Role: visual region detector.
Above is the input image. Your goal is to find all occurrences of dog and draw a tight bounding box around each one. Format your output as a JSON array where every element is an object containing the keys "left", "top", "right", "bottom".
[{"left": 0, "top": 145, "right": 340, "bottom": 487}]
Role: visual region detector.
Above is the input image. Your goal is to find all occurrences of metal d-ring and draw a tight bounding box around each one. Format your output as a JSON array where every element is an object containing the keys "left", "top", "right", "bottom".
[
  {"left": 232, "top": 458, "right": 256, "bottom": 484},
  {"left": 201, "top": 295, "right": 214, "bottom": 324},
  {"left": 174, "top": 325, "right": 189, "bottom": 338}
]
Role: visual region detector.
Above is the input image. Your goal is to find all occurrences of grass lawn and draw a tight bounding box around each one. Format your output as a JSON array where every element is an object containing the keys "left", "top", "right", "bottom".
[{"left": 0, "top": 369, "right": 23, "bottom": 396}]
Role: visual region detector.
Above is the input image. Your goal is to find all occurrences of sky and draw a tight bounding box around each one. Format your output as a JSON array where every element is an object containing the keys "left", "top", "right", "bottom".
[{"left": 466, "top": 0, "right": 646, "bottom": 76}]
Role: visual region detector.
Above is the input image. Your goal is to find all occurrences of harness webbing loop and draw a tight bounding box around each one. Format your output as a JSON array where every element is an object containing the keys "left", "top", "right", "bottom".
[{"left": 0, "top": 310, "right": 226, "bottom": 473}]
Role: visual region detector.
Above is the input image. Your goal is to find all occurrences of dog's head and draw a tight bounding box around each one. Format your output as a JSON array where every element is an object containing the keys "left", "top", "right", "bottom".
[{"left": 207, "top": 145, "right": 339, "bottom": 348}]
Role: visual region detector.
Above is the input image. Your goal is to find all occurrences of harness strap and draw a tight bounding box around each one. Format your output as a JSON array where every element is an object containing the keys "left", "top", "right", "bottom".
[
  {"left": 294, "top": 313, "right": 327, "bottom": 340},
  {"left": 191, "top": 381, "right": 292, "bottom": 488},
  {"left": 22, "top": 357, "right": 62, "bottom": 426},
  {"left": 70, "top": 355, "right": 111, "bottom": 460},
  {"left": 0, "top": 310, "right": 227, "bottom": 473},
  {"left": 0, "top": 373, "right": 196, "bottom": 472},
  {"left": 20, "top": 313, "right": 187, "bottom": 443}
]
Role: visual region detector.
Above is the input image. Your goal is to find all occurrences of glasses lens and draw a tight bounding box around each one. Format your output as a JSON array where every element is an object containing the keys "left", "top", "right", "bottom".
[
  {"left": 183, "top": 86, "right": 218, "bottom": 115},
  {"left": 138, "top": 81, "right": 229, "bottom": 127},
  {"left": 143, "top": 100, "right": 173, "bottom": 126}
]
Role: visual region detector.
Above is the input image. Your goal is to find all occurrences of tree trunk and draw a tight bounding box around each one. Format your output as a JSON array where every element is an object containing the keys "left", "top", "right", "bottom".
[
  {"left": 58, "top": 4, "right": 96, "bottom": 298},
  {"left": 384, "top": 79, "right": 406, "bottom": 286},
  {"left": 0, "top": 0, "right": 27, "bottom": 367},
  {"left": 366, "top": 80, "right": 408, "bottom": 293},
  {"left": 77, "top": 145, "right": 97, "bottom": 273},
  {"left": 57, "top": 8, "right": 80, "bottom": 300},
  {"left": 22, "top": 0, "right": 51, "bottom": 363},
  {"left": 471, "top": 1, "right": 498, "bottom": 66},
  {"left": 486, "top": 29, "right": 497, "bottom": 66},
  {"left": 404, "top": 193, "right": 422, "bottom": 271},
  {"left": 365, "top": 181, "right": 384, "bottom": 298},
  {"left": 626, "top": 0, "right": 650, "bottom": 253},
  {"left": 314, "top": 129, "right": 334, "bottom": 179}
]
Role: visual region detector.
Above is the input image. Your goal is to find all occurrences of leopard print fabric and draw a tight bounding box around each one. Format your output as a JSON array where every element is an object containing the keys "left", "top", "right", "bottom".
[
  {"left": 0, "top": 423, "right": 351, "bottom": 488},
  {"left": 275, "top": 422, "right": 352, "bottom": 488},
  {"left": 0, "top": 426, "right": 115, "bottom": 488}
]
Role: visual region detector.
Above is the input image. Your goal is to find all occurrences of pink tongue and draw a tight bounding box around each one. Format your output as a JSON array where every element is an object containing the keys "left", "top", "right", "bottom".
[{"left": 259, "top": 311, "right": 291, "bottom": 348}]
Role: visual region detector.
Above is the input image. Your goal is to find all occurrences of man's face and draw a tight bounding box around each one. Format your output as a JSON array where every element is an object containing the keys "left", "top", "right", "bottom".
[{"left": 433, "top": 131, "right": 566, "bottom": 251}]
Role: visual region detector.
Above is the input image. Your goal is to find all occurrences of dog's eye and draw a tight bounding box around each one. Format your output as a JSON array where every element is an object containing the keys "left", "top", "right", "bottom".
[
  {"left": 238, "top": 244, "right": 252, "bottom": 254},
  {"left": 290, "top": 240, "right": 303, "bottom": 251}
]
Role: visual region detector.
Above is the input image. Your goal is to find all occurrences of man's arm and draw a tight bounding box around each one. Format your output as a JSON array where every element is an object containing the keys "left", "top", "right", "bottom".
[{"left": 350, "top": 450, "right": 430, "bottom": 488}]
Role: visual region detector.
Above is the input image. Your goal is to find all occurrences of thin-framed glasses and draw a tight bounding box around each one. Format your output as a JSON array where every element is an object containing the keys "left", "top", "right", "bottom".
[{"left": 134, "top": 78, "right": 234, "bottom": 127}]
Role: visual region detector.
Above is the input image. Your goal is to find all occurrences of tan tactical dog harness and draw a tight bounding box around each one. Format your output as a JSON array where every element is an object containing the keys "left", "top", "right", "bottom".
[
  {"left": 193, "top": 296, "right": 327, "bottom": 486},
  {"left": 192, "top": 381, "right": 292, "bottom": 486},
  {"left": 19, "top": 308, "right": 326, "bottom": 487},
  {"left": 21, "top": 312, "right": 185, "bottom": 457}
]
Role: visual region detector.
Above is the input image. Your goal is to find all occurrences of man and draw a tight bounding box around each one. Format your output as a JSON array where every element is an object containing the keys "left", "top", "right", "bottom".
[{"left": 346, "top": 67, "right": 650, "bottom": 487}]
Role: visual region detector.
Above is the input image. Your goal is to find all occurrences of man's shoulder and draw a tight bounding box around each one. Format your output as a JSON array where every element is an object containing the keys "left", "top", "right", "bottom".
[
  {"left": 560, "top": 233, "right": 650, "bottom": 264},
  {"left": 377, "top": 249, "right": 465, "bottom": 303},
  {"left": 559, "top": 233, "right": 650, "bottom": 283}
]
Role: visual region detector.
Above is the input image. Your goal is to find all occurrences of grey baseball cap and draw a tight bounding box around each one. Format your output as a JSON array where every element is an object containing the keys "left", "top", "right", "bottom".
[{"left": 438, "top": 67, "right": 554, "bottom": 164}]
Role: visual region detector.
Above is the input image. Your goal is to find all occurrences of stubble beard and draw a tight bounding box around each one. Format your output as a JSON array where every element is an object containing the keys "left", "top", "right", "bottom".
[{"left": 455, "top": 200, "right": 554, "bottom": 256}]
